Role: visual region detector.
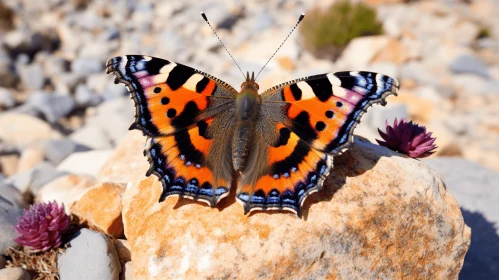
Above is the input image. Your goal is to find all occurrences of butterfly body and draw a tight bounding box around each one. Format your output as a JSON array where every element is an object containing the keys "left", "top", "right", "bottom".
[{"left": 106, "top": 55, "right": 399, "bottom": 217}]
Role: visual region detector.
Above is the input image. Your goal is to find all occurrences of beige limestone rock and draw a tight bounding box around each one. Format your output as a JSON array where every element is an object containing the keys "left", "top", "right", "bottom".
[
  {"left": 57, "top": 150, "right": 113, "bottom": 177},
  {"left": 0, "top": 154, "right": 18, "bottom": 176},
  {"left": 17, "top": 146, "right": 45, "bottom": 173},
  {"left": 71, "top": 182, "right": 125, "bottom": 237},
  {"left": 98, "top": 130, "right": 148, "bottom": 184},
  {"left": 120, "top": 261, "right": 134, "bottom": 280},
  {"left": 121, "top": 137, "right": 470, "bottom": 279},
  {"left": 0, "top": 267, "right": 30, "bottom": 280},
  {"left": 114, "top": 239, "right": 131, "bottom": 263},
  {"left": 0, "top": 113, "right": 61, "bottom": 147},
  {"left": 36, "top": 174, "right": 97, "bottom": 213}
]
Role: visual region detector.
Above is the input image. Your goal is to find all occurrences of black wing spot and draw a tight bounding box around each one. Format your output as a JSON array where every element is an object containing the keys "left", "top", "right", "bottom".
[
  {"left": 154, "top": 87, "right": 161, "bottom": 93},
  {"left": 167, "top": 108, "right": 177, "bottom": 118},
  {"left": 325, "top": 110, "right": 334, "bottom": 118},
  {"left": 161, "top": 97, "right": 170, "bottom": 105},
  {"left": 289, "top": 84, "right": 302, "bottom": 101},
  {"left": 273, "top": 127, "right": 291, "bottom": 147},
  {"left": 196, "top": 77, "right": 210, "bottom": 93},
  {"left": 315, "top": 121, "right": 326, "bottom": 131},
  {"left": 292, "top": 111, "right": 318, "bottom": 143},
  {"left": 306, "top": 78, "right": 333, "bottom": 102},
  {"left": 171, "top": 101, "right": 199, "bottom": 129},
  {"left": 166, "top": 64, "right": 193, "bottom": 90}
]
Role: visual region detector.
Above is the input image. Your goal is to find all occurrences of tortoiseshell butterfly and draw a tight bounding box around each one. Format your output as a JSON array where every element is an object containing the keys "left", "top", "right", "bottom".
[{"left": 106, "top": 13, "right": 399, "bottom": 217}]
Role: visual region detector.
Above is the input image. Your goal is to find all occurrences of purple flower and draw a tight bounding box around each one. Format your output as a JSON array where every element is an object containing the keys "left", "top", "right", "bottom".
[
  {"left": 14, "top": 201, "right": 70, "bottom": 252},
  {"left": 376, "top": 118, "right": 437, "bottom": 158}
]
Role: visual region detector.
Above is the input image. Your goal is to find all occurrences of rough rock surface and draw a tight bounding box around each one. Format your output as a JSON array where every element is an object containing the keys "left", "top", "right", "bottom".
[
  {"left": 121, "top": 137, "right": 470, "bottom": 279},
  {"left": 72, "top": 182, "right": 125, "bottom": 237},
  {"left": 425, "top": 158, "right": 499, "bottom": 279},
  {"left": 58, "top": 228, "right": 121, "bottom": 280},
  {"left": 98, "top": 131, "right": 147, "bottom": 184},
  {"left": 0, "top": 267, "right": 31, "bottom": 280},
  {"left": 35, "top": 174, "right": 97, "bottom": 213}
]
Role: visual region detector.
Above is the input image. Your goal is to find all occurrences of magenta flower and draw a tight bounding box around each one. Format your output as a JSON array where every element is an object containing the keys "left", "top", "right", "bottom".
[
  {"left": 14, "top": 201, "right": 70, "bottom": 252},
  {"left": 376, "top": 118, "right": 437, "bottom": 158}
]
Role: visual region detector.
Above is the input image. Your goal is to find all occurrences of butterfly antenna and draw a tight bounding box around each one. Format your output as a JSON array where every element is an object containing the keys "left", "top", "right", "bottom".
[
  {"left": 255, "top": 13, "right": 305, "bottom": 79},
  {"left": 201, "top": 12, "right": 246, "bottom": 80}
]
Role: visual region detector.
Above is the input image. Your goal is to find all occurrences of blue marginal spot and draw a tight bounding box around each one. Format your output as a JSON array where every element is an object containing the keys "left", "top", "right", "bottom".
[
  {"left": 250, "top": 195, "right": 265, "bottom": 204},
  {"left": 199, "top": 187, "right": 214, "bottom": 196},
  {"left": 266, "top": 189, "right": 281, "bottom": 204},
  {"left": 320, "top": 163, "right": 327, "bottom": 175},
  {"left": 216, "top": 187, "right": 228, "bottom": 196},
  {"left": 238, "top": 193, "right": 250, "bottom": 202},
  {"left": 185, "top": 179, "right": 198, "bottom": 193}
]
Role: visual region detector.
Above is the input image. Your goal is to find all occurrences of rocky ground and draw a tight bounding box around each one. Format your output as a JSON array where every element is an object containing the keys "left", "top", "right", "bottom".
[{"left": 0, "top": 0, "right": 497, "bottom": 279}]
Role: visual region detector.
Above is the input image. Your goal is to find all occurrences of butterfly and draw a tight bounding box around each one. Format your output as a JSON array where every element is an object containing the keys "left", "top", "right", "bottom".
[{"left": 106, "top": 54, "right": 399, "bottom": 217}]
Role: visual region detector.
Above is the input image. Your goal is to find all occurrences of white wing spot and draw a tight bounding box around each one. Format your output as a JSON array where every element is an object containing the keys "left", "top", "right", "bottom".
[
  {"left": 297, "top": 81, "right": 315, "bottom": 100},
  {"left": 327, "top": 73, "right": 342, "bottom": 86},
  {"left": 333, "top": 85, "right": 348, "bottom": 98},
  {"left": 183, "top": 73, "right": 204, "bottom": 92}
]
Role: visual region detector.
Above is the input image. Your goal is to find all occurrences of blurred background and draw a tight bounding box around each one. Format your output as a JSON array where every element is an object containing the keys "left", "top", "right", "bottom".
[{"left": 0, "top": 0, "right": 497, "bottom": 279}]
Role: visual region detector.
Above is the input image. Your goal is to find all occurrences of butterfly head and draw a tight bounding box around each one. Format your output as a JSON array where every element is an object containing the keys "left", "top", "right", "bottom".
[{"left": 241, "top": 71, "right": 259, "bottom": 91}]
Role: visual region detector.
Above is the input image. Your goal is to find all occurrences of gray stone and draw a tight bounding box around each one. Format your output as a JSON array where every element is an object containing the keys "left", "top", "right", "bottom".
[
  {"left": 0, "top": 87, "right": 15, "bottom": 109},
  {"left": 449, "top": 55, "right": 490, "bottom": 78},
  {"left": 69, "top": 125, "right": 113, "bottom": 150},
  {"left": 58, "top": 228, "right": 121, "bottom": 280},
  {"left": 42, "top": 139, "right": 91, "bottom": 166},
  {"left": 25, "top": 91, "right": 75, "bottom": 123},
  {"left": 18, "top": 64, "right": 45, "bottom": 90},
  {"left": 0, "top": 181, "right": 27, "bottom": 209},
  {"left": 424, "top": 158, "right": 499, "bottom": 280},
  {"left": 43, "top": 56, "right": 70, "bottom": 77},
  {"left": 75, "top": 84, "right": 103, "bottom": 107},
  {"left": 0, "top": 193, "right": 23, "bottom": 254},
  {"left": 0, "top": 50, "right": 16, "bottom": 88},
  {"left": 5, "top": 162, "right": 67, "bottom": 196},
  {"left": 0, "top": 267, "right": 31, "bottom": 280},
  {"left": 86, "top": 97, "right": 134, "bottom": 145},
  {"left": 71, "top": 58, "right": 104, "bottom": 76},
  {"left": 56, "top": 150, "right": 113, "bottom": 177},
  {"left": 53, "top": 73, "right": 83, "bottom": 95}
]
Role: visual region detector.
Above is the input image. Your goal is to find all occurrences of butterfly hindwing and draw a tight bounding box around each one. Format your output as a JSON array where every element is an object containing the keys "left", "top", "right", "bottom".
[
  {"left": 237, "top": 123, "right": 333, "bottom": 217},
  {"left": 236, "top": 71, "right": 399, "bottom": 216},
  {"left": 106, "top": 55, "right": 235, "bottom": 206}
]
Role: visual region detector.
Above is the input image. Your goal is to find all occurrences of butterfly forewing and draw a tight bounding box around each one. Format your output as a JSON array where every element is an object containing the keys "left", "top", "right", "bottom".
[{"left": 106, "top": 55, "right": 236, "bottom": 206}]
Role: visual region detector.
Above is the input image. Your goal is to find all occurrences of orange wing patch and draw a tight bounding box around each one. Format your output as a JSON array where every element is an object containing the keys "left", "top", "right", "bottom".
[
  {"left": 145, "top": 118, "right": 230, "bottom": 207},
  {"left": 236, "top": 127, "right": 333, "bottom": 217}
]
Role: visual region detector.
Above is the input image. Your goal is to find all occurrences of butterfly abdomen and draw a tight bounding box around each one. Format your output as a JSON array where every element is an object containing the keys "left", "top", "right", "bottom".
[{"left": 232, "top": 89, "right": 261, "bottom": 172}]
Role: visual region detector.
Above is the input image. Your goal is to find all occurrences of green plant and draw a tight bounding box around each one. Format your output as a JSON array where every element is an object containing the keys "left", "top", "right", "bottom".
[
  {"left": 300, "top": 0, "right": 383, "bottom": 59},
  {"left": 476, "top": 26, "right": 491, "bottom": 40}
]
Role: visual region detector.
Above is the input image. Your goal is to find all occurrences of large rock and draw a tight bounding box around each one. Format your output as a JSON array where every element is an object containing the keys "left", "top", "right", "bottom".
[
  {"left": 0, "top": 113, "right": 61, "bottom": 147},
  {"left": 58, "top": 228, "right": 121, "bottom": 280},
  {"left": 71, "top": 182, "right": 125, "bottom": 237},
  {"left": 56, "top": 150, "right": 113, "bottom": 177},
  {"left": 98, "top": 131, "right": 147, "bottom": 184},
  {"left": 425, "top": 158, "right": 499, "bottom": 280},
  {"left": 121, "top": 137, "right": 470, "bottom": 279},
  {"left": 0, "top": 267, "right": 31, "bottom": 280},
  {"left": 0, "top": 189, "right": 23, "bottom": 254},
  {"left": 36, "top": 174, "right": 97, "bottom": 213}
]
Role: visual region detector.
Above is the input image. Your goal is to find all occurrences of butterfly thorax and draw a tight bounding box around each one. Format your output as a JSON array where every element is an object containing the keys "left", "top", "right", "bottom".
[{"left": 232, "top": 72, "right": 261, "bottom": 172}]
